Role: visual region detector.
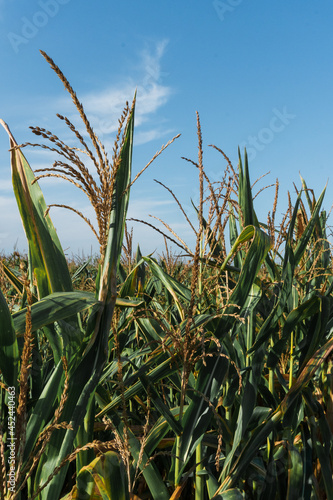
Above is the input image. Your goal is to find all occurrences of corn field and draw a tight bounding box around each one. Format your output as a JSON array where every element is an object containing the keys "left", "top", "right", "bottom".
[{"left": 0, "top": 52, "right": 332, "bottom": 500}]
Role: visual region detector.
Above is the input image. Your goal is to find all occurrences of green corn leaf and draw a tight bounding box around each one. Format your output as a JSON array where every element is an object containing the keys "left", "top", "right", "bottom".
[
  {"left": 266, "top": 294, "right": 328, "bottom": 369},
  {"left": 217, "top": 408, "right": 284, "bottom": 493},
  {"left": 211, "top": 488, "right": 244, "bottom": 500},
  {"left": 302, "top": 394, "right": 333, "bottom": 500},
  {"left": 75, "top": 393, "right": 96, "bottom": 476},
  {"left": 107, "top": 415, "right": 170, "bottom": 500},
  {"left": 241, "top": 282, "right": 262, "bottom": 321},
  {"left": 309, "top": 432, "right": 333, "bottom": 499},
  {"left": 97, "top": 353, "right": 179, "bottom": 417},
  {"left": 30, "top": 329, "right": 43, "bottom": 400},
  {"left": 248, "top": 203, "right": 300, "bottom": 354},
  {"left": 318, "top": 211, "right": 331, "bottom": 272},
  {"left": 300, "top": 175, "right": 316, "bottom": 211},
  {"left": 281, "top": 334, "right": 333, "bottom": 414},
  {"left": 143, "top": 256, "right": 191, "bottom": 303},
  {"left": 300, "top": 422, "right": 313, "bottom": 500},
  {"left": 174, "top": 226, "right": 271, "bottom": 481},
  {"left": 220, "top": 225, "right": 271, "bottom": 278},
  {"left": 228, "top": 203, "right": 242, "bottom": 270},
  {"left": 294, "top": 186, "right": 326, "bottom": 266},
  {"left": 220, "top": 225, "right": 254, "bottom": 273},
  {"left": 205, "top": 468, "right": 220, "bottom": 499},
  {"left": 139, "top": 373, "right": 182, "bottom": 435},
  {"left": 1, "top": 261, "right": 30, "bottom": 298},
  {"left": 127, "top": 428, "right": 170, "bottom": 500},
  {"left": 98, "top": 346, "right": 152, "bottom": 386},
  {"left": 118, "top": 264, "right": 139, "bottom": 298},
  {"left": 0, "top": 288, "right": 19, "bottom": 388},
  {"left": 115, "top": 297, "right": 144, "bottom": 308},
  {"left": 312, "top": 409, "right": 333, "bottom": 499},
  {"left": 260, "top": 446, "right": 278, "bottom": 499},
  {"left": 13, "top": 291, "right": 98, "bottom": 335},
  {"left": 238, "top": 148, "right": 259, "bottom": 229},
  {"left": 286, "top": 445, "right": 303, "bottom": 500},
  {"left": 176, "top": 354, "right": 230, "bottom": 481},
  {"left": 80, "top": 97, "right": 136, "bottom": 357},
  {"left": 23, "top": 359, "right": 64, "bottom": 463},
  {"left": 70, "top": 259, "right": 91, "bottom": 284},
  {"left": 98, "top": 96, "right": 135, "bottom": 305},
  {"left": 219, "top": 334, "right": 333, "bottom": 493},
  {"left": 221, "top": 344, "right": 267, "bottom": 481},
  {"left": 135, "top": 316, "right": 169, "bottom": 342},
  {"left": 219, "top": 225, "right": 272, "bottom": 333},
  {"left": 0, "top": 119, "right": 73, "bottom": 298},
  {"left": 68, "top": 451, "right": 129, "bottom": 500},
  {"left": 85, "top": 96, "right": 135, "bottom": 355},
  {"left": 34, "top": 99, "right": 136, "bottom": 499},
  {"left": 143, "top": 407, "right": 180, "bottom": 457},
  {"left": 118, "top": 256, "right": 147, "bottom": 301},
  {"left": 33, "top": 314, "right": 108, "bottom": 499}
]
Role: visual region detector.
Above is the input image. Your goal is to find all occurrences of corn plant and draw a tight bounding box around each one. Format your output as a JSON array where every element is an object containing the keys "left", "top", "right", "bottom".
[
  {"left": 91, "top": 127, "right": 333, "bottom": 498},
  {"left": 0, "top": 50, "right": 138, "bottom": 499},
  {"left": 1, "top": 51, "right": 333, "bottom": 500}
]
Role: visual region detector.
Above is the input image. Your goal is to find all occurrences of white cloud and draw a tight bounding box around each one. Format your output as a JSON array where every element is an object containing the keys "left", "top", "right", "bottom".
[
  {"left": 134, "top": 127, "right": 175, "bottom": 146},
  {"left": 53, "top": 39, "right": 173, "bottom": 146},
  {"left": 0, "top": 40, "right": 176, "bottom": 255},
  {"left": 10, "top": 40, "right": 174, "bottom": 158},
  {"left": 127, "top": 197, "right": 174, "bottom": 215},
  {"left": 135, "top": 83, "right": 171, "bottom": 125}
]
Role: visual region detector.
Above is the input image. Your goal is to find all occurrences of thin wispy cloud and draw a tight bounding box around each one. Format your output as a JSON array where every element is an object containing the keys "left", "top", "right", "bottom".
[
  {"left": 9, "top": 39, "right": 174, "bottom": 180},
  {"left": 140, "top": 39, "right": 169, "bottom": 74},
  {"left": 54, "top": 39, "right": 173, "bottom": 145},
  {"left": 128, "top": 197, "right": 175, "bottom": 213},
  {"left": 134, "top": 127, "right": 175, "bottom": 146},
  {"left": 0, "top": 39, "right": 176, "bottom": 255}
]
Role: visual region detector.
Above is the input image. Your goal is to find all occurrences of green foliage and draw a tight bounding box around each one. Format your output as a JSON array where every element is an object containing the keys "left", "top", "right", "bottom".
[{"left": 0, "top": 55, "right": 332, "bottom": 500}]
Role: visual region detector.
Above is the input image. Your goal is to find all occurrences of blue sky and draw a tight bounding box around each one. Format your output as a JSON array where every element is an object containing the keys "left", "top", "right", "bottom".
[{"left": 0, "top": 1, "right": 332, "bottom": 258}]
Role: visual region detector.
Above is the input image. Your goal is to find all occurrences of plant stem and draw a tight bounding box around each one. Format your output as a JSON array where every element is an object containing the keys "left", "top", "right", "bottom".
[
  {"left": 246, "top": 311, "right": 253, "bottom": 368},
  {"left": 195, "top": 239, "right": 204, "bottom": 498},
  {"left": 175, "top": 435, "right": 181, "bottom": 485},
  {"left": 195, "top": 442, "right": 204, "bottom": 500},
  {"left": 269, "top": 337, "right": 274, "bottom": 396},
  {"left": 289, "top": 329, "right": 294, "bottom": 389}
]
